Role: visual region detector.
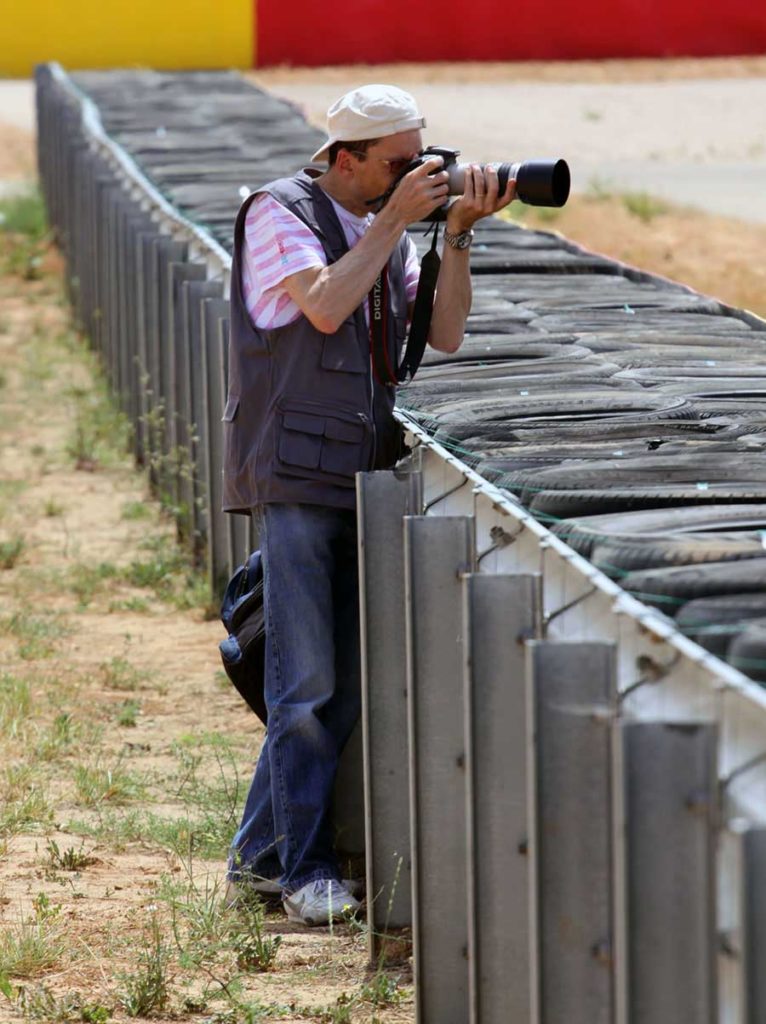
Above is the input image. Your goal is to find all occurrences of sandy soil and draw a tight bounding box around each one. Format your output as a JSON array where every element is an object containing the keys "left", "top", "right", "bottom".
[{"left": 0, "top": 239, "right": 411, "bottom": 1021}]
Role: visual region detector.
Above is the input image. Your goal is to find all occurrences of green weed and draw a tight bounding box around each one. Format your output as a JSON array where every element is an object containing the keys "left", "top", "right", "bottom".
[
  {"left": 0, "top": 672, "right": 31, "bottom": 736},
  {"left": 120, "top": 500, "right": 151, "bottom": 521},
  {"left": 65, "top": 561, "right": 118, "bottom": 609},
  {"left": 116, "top": 915, "right": 170, "bottom": 1018},
  {"left": 98, "top": 656, "right": 146, "bottom": 692},
  {"left": 107, "top": 596, "right": 150, "bottom": 614},
  {"left": 121, "top": 534, "right": 212, "bottom": 612},
  {"left": 65, "top": 383, "right": 132, "bottom": 471},
  {"left": 34, "top": 712, "right": 82, "bottom": 762},
  {"left": 0, "top": 480, "right": 27, "bottom": 520},
  {"left": 73, "top": 758, "right": 146, "bottom": 807},
  {"left": 115, "top": 699, "right": 140, "bottom": 728},
  {"left": 0, "top": 188, "right": 48, "bottom": 240},
  {"left": 0, "top": 189, "right": 50, "bottom": 281},
  {"left": 0, "top": 786, "right": 53, "bottom": 836},
  {"left": 360, "top": 970, "right": 405, "bottom": 1007},
  {"left": 0, "top": 895, "right": 66, "bottom": 979},
  {"left": 14, "top": 984, "right": 111, "bottom": 1022},
  {"left": 43, "top": 497, "right": 64, "bottom": 518},
  {"left": 622, "top": 191, "right": 668, "bottom": 223},
  {"left": 45, "top": 838, "right": 95, "bottom": 873},
  {"left": 0, "top": 612, "right": 70, "bottom": 660},
  {"left": 0, "top": 536, "right": 25, "bottom": 569}
]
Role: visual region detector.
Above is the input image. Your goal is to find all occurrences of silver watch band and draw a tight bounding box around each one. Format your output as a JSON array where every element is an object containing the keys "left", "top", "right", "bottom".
[{"left": 443, "top": 227, "right": 474, "bottom": 250}]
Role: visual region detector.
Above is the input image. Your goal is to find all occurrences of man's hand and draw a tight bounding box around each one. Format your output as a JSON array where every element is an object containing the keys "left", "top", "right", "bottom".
[
  {"left": 382, "top": 157, "right": 450, "bottom": 226},
  {"left": 446, "top": 164, "right": 516, "bottom": 234}
]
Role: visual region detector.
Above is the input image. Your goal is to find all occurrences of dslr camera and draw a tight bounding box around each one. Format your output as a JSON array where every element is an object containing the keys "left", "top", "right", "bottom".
[{"left": 385, "top": 145, "right": 570, "bottom": 219}]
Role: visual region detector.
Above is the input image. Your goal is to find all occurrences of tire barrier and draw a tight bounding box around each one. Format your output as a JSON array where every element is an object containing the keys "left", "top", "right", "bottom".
[{"left": 36, "top": 63, "right": 766, "bottom": 1023}]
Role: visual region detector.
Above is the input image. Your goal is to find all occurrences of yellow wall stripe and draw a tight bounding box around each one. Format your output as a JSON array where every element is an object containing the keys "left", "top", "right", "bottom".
[{"left": 2, "top": 0, "right": 254, "bottom": 78}]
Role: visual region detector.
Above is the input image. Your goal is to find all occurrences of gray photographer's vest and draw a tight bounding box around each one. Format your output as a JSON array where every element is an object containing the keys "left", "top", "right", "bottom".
[{"left": 223, "top": 169, "right": 411, "bottom": 514}]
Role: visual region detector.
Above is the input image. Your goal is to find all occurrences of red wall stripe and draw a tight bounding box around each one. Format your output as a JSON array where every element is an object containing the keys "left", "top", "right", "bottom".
[{"left": 255, "top": 0, "right": 766, "bottom": 66}]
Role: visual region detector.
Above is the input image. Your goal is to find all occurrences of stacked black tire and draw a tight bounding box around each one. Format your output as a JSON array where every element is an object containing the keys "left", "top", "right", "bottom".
[{"left": 58, "top": 69, "right": 766, "bottom": 683}]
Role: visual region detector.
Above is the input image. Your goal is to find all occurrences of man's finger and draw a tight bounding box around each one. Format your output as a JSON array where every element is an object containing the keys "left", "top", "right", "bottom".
[
  {"left": 415, "top": 156, "right": 445, "bottom": 177},
  {"left": 484, "top": 166, "right": 500, "bottom": 205}
]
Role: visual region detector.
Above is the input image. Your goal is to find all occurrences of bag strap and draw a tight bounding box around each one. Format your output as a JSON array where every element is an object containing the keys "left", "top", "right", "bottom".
[{"left": 368, "top": 225, "right": 441, "bottom": 386}]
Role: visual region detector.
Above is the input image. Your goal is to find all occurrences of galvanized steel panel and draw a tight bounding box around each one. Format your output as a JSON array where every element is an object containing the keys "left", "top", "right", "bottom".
[
  {"left": 623, "top": 721, "right": 718, "bottom": 1024},
  {"left": 356, "top": 468, "right": 423, "bottom": 949},
  {"left": 405, "top": 515, "right": 474, "bottom": 1024},
  {"left": 464, "top": 573, "right": 542, "bottom": 1024},
  {"left": 528, "top": 641, "right": 616, "bottom": 1024}
]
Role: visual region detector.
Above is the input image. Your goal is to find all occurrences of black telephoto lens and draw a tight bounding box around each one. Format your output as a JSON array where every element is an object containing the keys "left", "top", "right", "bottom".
[{"left": 508, "top": 159, "right": 570, "bottom": 207}]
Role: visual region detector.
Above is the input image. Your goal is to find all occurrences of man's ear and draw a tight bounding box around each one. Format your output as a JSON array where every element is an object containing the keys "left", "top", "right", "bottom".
[{"left": 334, "top": 147, "right": 357, "bottom": 177}]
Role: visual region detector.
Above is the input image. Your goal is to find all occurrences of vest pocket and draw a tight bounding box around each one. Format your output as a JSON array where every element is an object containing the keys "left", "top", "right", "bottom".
[
  {"left": 276, "top": 397, "right": 371, "bottom": 485},
  {"left": 278, "top": 411, "right": 323, "bottom": 470},
  {"left": 320, "top": 416, "right": 366, "bottom": 476}
]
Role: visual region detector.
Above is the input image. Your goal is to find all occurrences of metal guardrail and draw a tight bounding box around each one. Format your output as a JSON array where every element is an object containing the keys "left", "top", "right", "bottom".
[{"left": 35, "top": 61, "right": 766, "bottom": 1024}]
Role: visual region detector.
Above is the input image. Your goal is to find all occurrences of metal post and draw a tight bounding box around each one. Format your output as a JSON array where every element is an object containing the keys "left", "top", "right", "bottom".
[
  {"left": 182, "top": 278, "right": 224, "bottom": 561},
  {"left": 623, "top": 721, "right": 718, "bottom": 1024},
  {"left": 463, "top": 574, "right": 542, "bottom": 1024},
  {"left": 201, "top": 297, "right": 232, "bottom": 596},
  {"left": 528, "top": 641, "right": 617, "bottom": 1024},
  {"left": 744, "top": 827, "right": 766, "bottom": 1024},
  {"left": 356, "top": 468, "right": 424, "bottom": 955},
  {"left": 405, "top": 514, "right": 474, "bottom": 1024}
]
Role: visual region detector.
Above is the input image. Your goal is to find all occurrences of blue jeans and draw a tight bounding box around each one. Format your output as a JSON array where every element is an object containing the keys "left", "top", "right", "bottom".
[{"left": 228, "top": 503, "right": 361, "bottom": 892}]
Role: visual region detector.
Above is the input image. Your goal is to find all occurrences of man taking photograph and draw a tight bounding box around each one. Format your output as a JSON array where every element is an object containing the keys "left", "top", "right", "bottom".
[{"left": 224, "top": 83, "right": 514, "bottom": 925}]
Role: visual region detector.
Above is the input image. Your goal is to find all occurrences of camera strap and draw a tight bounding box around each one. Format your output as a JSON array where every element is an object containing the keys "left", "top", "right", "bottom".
[{"left": 368, "top": 225, "right": 441, "bottom": 386}]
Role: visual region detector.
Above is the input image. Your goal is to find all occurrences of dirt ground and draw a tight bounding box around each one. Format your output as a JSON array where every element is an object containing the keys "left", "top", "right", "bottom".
[
  {"left": 0, "top": 233, "right": 410, "bottom": 1021},
  {"left": 1, "top": 56, "right": 766, "bottom": 1023}
]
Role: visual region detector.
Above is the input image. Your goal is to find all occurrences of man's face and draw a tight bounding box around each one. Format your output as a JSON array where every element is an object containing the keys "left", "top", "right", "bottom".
[{"left": 347, "top": 129, "right": 424, "bottom": 202}]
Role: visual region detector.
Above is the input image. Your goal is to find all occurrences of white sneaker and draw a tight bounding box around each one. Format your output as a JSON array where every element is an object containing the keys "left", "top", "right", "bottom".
[{"left": 283, "top": 878, "right": 360, "bottom": 926}]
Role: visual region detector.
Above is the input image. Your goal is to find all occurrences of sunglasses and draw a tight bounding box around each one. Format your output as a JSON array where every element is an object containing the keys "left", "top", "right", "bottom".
[{"left": 349, "top": 150, "right": 423, "bottom": 176}]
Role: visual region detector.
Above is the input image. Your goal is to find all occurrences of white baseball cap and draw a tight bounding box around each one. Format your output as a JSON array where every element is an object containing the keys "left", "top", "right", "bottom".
[{"left": 311, "top": 84, "right": 426, "bottom": 163}]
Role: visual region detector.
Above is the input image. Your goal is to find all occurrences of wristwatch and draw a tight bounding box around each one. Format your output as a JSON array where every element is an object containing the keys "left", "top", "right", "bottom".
[{"left": 443, "top": 227, "right": 474, "bottom": 250}]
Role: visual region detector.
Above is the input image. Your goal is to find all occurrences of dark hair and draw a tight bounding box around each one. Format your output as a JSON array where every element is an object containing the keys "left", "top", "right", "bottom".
[{"left": 328, "top": 137, "right": 380, "bottom": 166}]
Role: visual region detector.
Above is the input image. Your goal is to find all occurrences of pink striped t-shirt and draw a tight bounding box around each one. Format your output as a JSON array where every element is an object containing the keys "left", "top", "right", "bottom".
[{"left": 241, "top": 192, "right": 420, "bottom": 330}]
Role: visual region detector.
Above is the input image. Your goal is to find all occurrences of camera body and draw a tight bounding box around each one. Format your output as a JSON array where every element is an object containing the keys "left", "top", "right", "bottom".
[{"left": 396, "top": 145, "right": 571, "bottom": 220}]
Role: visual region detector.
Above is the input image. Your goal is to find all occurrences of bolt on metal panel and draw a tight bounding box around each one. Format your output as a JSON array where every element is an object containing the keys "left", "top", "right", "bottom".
[
  {"left": 744, "top": 827, "right": 766, "bottom": 1024},
  {"left": 200, "top": 299, "right": 233, "bottom": 593},
  {"left": 527, "top": 641, "right": 617, "bottom": 1024},
  {"left": 405, "top": 514, "right": 474, "bottom": 1024},
  {"left": 356, "top": 468, "right": 424, "bottom": 954},
  {"left": 463, "top": 573, "right": 542, "bottom": 1024},
  {"left": 623, "top": 721, "right": 718, "bottom": 1024}
]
